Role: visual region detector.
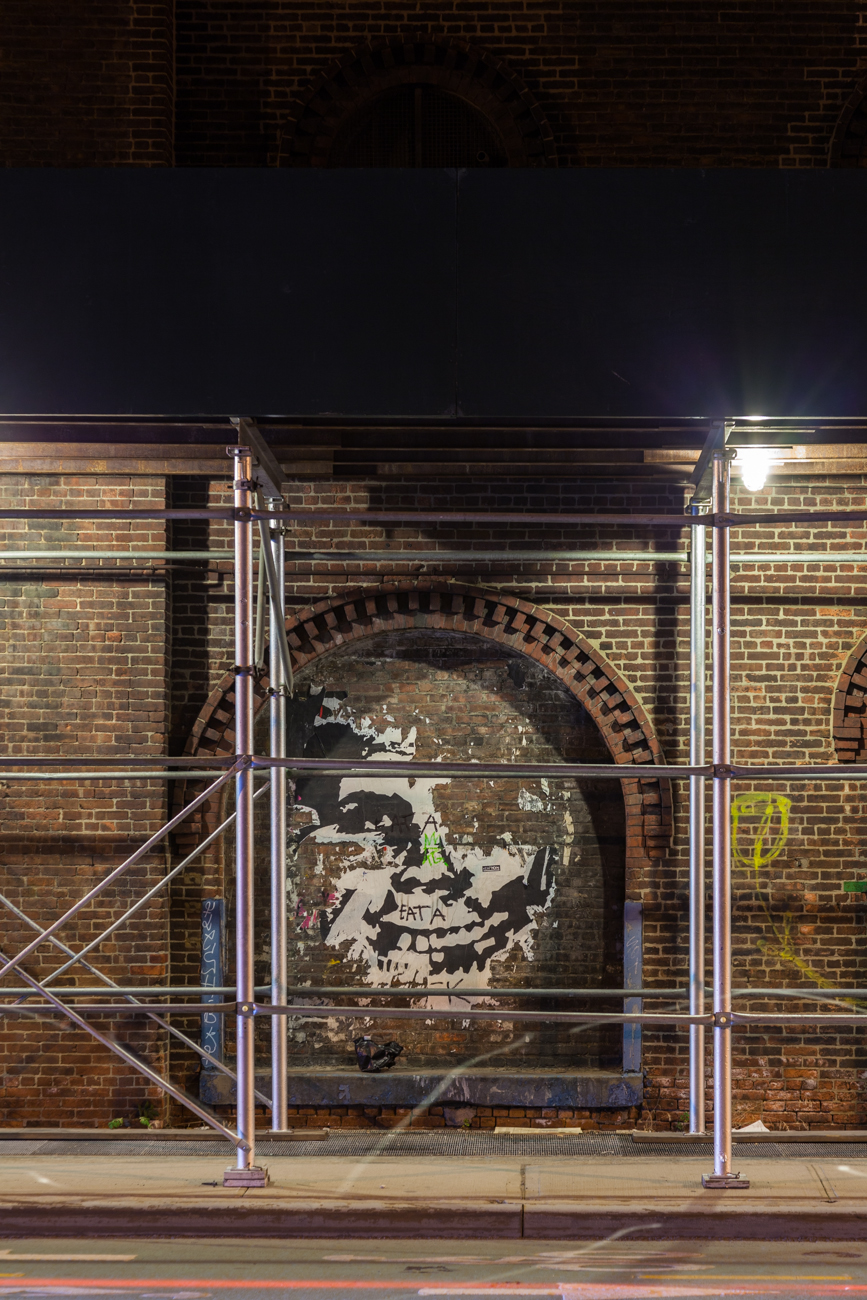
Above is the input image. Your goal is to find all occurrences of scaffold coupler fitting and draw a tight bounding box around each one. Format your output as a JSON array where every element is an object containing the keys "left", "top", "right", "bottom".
[
  {"left": 223, "top": 1165, "right": 270, "bottom": 1188},
  {"left": 701, "top": 1172, "right": 750, "bottom": 1189}
]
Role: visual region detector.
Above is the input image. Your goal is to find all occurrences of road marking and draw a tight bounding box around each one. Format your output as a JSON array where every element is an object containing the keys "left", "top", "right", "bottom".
[
  {"left": 0, "top": 1256, "right": 137, "bottom": 1263},
  {"left": 324, "top": 1257, "right": 700, "bottom": 1266},
  {"left": 640, "top": 1276, "right": 852, "bottom": 1282},
  {"left": 3, "top": 1282, "right": 867, "bottom": 1298}
]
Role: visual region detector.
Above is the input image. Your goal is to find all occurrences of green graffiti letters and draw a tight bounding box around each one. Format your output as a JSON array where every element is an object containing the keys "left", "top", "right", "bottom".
[{"left": 421, "top": 832, "right": 447, "bottom": 867}]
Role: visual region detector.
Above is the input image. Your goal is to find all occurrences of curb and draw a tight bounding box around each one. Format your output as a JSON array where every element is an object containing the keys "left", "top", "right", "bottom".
[{"left": 1, "top": 1198, "right": 866, "bottom": 1240}]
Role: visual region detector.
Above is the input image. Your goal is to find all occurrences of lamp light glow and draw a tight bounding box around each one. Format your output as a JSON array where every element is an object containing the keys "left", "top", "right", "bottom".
[{"left": 737, "top": 446, "right": 774, "bottom": 492}]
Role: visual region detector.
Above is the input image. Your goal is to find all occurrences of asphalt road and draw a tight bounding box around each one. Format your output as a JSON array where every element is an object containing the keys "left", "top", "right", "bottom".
[{"left": 0, "top": 1236, "right": 866, "bottom": 1298}]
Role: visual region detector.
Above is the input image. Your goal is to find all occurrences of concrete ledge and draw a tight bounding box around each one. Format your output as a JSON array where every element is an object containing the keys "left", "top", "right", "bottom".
[
  {"left": 200, "top": 1068, "right": 642, "bottom": 1109},
  {"left": 0, "top": 1128, "right": 328, "bottom": 1142},
  {"left": 1, "top": 1198, "right": 866, "bottom": 1241},
  {"left": 0, "top": 1199, "right": 522, "bottom": 1240},
  {"left": 523, "top": 1201, "right": 867, "bottom": 1241},
  {"left": 632, "top": 1129, "right": 867, "bottom": 1143}
]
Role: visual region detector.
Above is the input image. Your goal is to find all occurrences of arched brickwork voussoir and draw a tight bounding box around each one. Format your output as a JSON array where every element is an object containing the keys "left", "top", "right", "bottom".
[
  {"left": 173, "top": 582, "right": 671, "bottom": 879},
  {"left": 830, "top": 74, "right": 867, "bottom": 168},
  {"left": 833, "top": 631, "right": 867, "bottom": 760},
  {"left": 278, "top": 36, "right": 556, "bottom": 169}
]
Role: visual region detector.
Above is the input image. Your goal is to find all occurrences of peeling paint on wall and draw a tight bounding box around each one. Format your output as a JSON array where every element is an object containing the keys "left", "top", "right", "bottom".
[
  {"left": 243, "top": 632, "right": 625, "bottom": 1068},
  {"left": 292, "top": 692, "right": 556, "bottom": 995}
]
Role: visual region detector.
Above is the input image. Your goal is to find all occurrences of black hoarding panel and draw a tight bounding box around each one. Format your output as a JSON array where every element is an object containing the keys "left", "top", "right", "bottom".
[
  {"left": 1, "top": 169, "right": 866, "bottom": 417},
  {"left": 0, "top": 169, "right": 457, "bottom": 416},
  {"left": 456, "top": 170, "right": 867, "bottom": 418}
]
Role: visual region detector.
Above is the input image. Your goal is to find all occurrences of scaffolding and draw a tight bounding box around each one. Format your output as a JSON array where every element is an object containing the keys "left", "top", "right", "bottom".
[{"left": 2, "top": 421, "right": 867, "bottom": 1188}]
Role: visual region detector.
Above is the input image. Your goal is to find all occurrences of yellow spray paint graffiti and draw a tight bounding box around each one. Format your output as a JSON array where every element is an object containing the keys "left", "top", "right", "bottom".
[
  {"left": 731, "top": 792, "right": 851, "bottom": 995},
  {"left": 732, "top": 792, "right": 791, "bottom": 875}
]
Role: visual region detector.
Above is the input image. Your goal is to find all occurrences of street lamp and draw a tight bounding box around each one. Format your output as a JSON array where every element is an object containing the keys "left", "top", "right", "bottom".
[{"left": 736, "top": 446, "right": 775, "bottom": 492}]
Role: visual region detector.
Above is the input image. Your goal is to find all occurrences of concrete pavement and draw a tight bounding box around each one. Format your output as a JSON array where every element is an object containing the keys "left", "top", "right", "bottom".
[{"left": 1, "top": 1141, "right": 867, "bottom": 1239}]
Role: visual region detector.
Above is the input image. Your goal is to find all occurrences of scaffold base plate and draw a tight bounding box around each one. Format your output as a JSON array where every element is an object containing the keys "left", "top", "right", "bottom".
[
  {"left": 223, "top": 1165, "right": 269, "bottom": 1188},
  {"left": 701, "top": 1172, "right": 750, "bottom": 1189}
]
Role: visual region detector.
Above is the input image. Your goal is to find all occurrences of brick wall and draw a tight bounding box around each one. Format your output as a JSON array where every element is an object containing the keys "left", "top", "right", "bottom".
[
  {"left": 174, "top": 1, "right": 867, "bottom": 168},
  {"left": 0, "top": 475, "right": 171, "bottom": 1126},
  {"left": 0, "top": 1, "right": 175, "bottom": 166},
  {"left": 163, "top": 468, "right": 867, "bottom": 1130},
  {"left": 4, "top": 464, "right": 867, "bottom": 1129},
  {"left": 2, "top": 3, "right": 865, "bottom": 166}
]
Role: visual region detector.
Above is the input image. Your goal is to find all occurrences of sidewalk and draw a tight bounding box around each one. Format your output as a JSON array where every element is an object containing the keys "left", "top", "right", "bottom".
[{"left": 0, "top": 1137, "right": 866, "bottom": 1240}]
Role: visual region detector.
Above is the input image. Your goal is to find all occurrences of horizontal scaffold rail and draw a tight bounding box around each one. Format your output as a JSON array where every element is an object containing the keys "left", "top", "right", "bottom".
[
  {"left": 6, "top": 549, "right": 867, "bottom": 566},
  {"left": 5, "top": 1000, "right": 864, "bottom": 1027},
  {"left": 0, "top": 756, "right": 236, "bottom": 767},
  {"left": 3, "top": 759, "right": 867, "bottom": 780},
  {"left": 0, "top": 764, "right": 233, "bottom": 774},
  {"left": 0, "top": 986, "right": 684, "bottom": 999},
  {"left": 249, "top": 757, "right": 867, "bottom": 781},
  {"left": 5, "top": 505, "right": 867, "bottom": 526},
  {"left": 1, "top": 985, "right": 865, "bottom": 999},
  {"left": 0, "top": 1002, "right": 708, "bottom": 1024}
]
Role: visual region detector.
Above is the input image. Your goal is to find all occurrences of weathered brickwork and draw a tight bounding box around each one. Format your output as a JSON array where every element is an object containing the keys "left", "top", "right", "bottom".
[
  {"left": 161, "top": 469, "right": 867, "bottom": 1129},
  {"left": 0, "top": 2, "right": 175, "bottom": 167},
  {"left": 0, "top": 476, "right": 171, "bottom": 1125},
  {"left": 4, "top": 465, "right": 867, "bottom": 1128},
  {"left": 246, "top": 632, "right": 628, "bottom": 1071},
  {"left": 191, "top": 1101, "right": 641, "bottom": 1130},
  {"left": 2, "top": 3, "right": 866, "bottom": 167}
]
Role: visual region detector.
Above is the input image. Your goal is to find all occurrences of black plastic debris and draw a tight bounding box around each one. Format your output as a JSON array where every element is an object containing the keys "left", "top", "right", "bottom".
[{"left": 353, "top": 1035, "right": 404, "bottom": 1072}]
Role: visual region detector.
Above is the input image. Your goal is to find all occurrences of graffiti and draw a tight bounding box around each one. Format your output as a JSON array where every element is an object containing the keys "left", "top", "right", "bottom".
[
  {"left": 732, "top": 793, "right": 791, "bottom": 873},
  {"left": 732, "top": 792, "right": 852, "bottom": 996},
  {"left": 288, "top": 691, "right": 557, "bottom": 991},
  {"left": 200, "top": 898, "right": 224, "bottom": 1066},
  {"left": 294, "top": 890, "right": 337, "bottom": 933},
  {"left": 421, "top": 833, "right": 447, "bottom": 867}
]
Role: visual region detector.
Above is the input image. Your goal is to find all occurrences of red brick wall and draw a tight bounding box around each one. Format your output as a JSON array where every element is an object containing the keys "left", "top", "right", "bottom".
[
  {"left": 173, "top": 1, "right": 867, "bottom": 167},
  {"left": 2, "top": 2, "right": 865, "bottom": 166},
  {"left": 166, "top": 468, "right": 867, "bottom": 1130},
  {"left": 4, "top": 465, "right": 867, "bottom": 1129},
  {"left": 0, "top": 475, "right": 171, "bottom": 1125},
  {"left": 0, "top": 1, "right": 175, "bottom": 166}
]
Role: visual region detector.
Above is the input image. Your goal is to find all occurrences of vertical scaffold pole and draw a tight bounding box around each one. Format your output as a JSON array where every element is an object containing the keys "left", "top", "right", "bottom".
[
  {"left": 226, "top": 446, "right": 262, "bottom": 1184},
  {"left": 267, "top": 497, "right": 288, "bottom": 1133},
  {"left": 703, "top": 449, "right": 748, "bottom": 1190},
  {"left": 688, "top": 503, "right": 706, "bottom": 1134}
]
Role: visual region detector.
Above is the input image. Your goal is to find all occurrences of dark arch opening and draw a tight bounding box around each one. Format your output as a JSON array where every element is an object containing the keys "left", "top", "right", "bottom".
[
  {"left": 279, "top": 37, "right": 556, "bottom": 168},
  {"left": 223, "top": 629, "right": 627, "bottom": 1071},
  {"left": 329, "top": 84, "right": 508, "bottom": 168}
]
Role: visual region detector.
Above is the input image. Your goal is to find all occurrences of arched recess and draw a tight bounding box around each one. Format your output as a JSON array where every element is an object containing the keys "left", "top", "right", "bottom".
[
  {"left": 173, "top": 581, "right": 671, "bottom": 879},
  {"left": 830, "top": 75, "right": 867, "bottom": 167},
  {"left": 278, "top": 36, "right": 556, "bottom": 168},
  {"left": 833, "top": 631, "right": 867, "bottom": 759}
]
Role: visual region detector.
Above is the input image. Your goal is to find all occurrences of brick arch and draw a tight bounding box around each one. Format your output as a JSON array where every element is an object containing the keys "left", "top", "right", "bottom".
[
  {"left": 830, "top": 75, "right": 867, "bottom": 167},
  {"left": 174, "top": 581, "right": 671, "bottom": 880},
  {"left": 833, "top": 631, "right": 867, "bottom": 760},
  {"left": 278, "top": 36, "right": 556, "bottom": 168}
]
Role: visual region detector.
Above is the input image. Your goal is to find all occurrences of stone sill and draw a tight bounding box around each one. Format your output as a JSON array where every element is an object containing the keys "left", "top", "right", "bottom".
[{"left": 200, "top": 1067, "right": 642, "bottom": 1109}]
